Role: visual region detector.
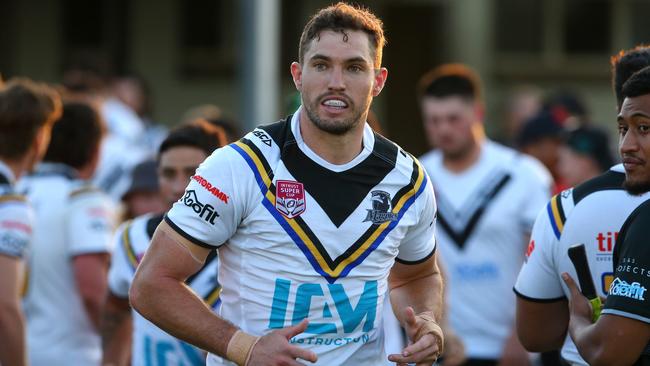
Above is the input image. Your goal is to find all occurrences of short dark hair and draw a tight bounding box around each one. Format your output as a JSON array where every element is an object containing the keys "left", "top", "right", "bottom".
[
  {"left": 611, "top": 45, "right": 650, "bottom": 109},
  {"left": 44, "top": 101, "right": 105, "bottom": 169},
  {"left": 621, "top": 66, "right": 650, "bottom": 100},
  {"left": 158, "top": 119, "right": 227, "bottom": 159},
  {"left": 0, "top": 78, "right": 62, "bottom": 160},
  {"left": 299, "top": 2, "right": 386, "bottom": 68},
  {"left": 417, "top": 63, "right": 482, "bottom": 102}
]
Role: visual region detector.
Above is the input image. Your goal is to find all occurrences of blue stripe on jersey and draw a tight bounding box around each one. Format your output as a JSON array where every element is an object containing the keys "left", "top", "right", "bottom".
[{"left": 231, "top": 142, "right": 427, "bottom": 283}]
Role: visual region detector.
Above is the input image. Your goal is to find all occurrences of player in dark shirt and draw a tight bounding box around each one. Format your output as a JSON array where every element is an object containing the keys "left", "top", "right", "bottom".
[{"left": 563, "top": 66, "right": 650, "bottom": 365}]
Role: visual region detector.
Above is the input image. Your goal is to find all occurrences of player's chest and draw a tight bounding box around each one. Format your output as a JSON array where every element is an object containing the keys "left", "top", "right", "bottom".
[{"left": 238, "top": 166, "right": 419, "bottom": 281}]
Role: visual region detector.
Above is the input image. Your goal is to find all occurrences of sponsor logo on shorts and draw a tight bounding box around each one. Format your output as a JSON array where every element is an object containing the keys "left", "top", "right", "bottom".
[
  {"left": 182, "top": 190, "right": 219, "bottom": 225},
  {"left": 609, "top": 277, "right": 647, "bottom": 301},
  {"left": 363, "top": 191, "right": 397, "bottom": 224},
  {"left": 275, "top": 180, "right": 306, "bottom": 219},
  {"left": 192, "top": 175, "right": 229, "bottom": 204}
]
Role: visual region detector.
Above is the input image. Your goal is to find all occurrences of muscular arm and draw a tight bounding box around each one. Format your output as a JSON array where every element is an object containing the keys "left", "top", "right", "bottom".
[
  {"left": 563, "top": 273, "right": 650, "bottom": 366},
  {"left": 129, "top": 222, "right": 238, "bottom": 358},
  {"left": 389, "top": 253, "right": 443, "bottom": 326},
  {"left": 101, "top": 292, "right": 132, "bottom": 366},
  {"left": 516, "top": 296, "right": 568, "bottom": 351},
  {"left": 73, "top": 252, "right": 110, "bottom": 330},
  {"left": 0, "top": 255, "right": 27, "bottom": 366},
  {"left": 570, "top": 313, "right": 650, "bottom": 366}
]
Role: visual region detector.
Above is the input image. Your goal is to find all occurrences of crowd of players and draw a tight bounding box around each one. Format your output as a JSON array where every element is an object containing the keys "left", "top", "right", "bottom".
[{"left": 2, "top": 3, "right": 650, "bottom": 366}]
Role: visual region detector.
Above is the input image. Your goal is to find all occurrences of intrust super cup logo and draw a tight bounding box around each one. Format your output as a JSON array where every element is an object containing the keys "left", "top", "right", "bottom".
[{"left": 275, "top": 180, "right": 306, "bottom": 219}]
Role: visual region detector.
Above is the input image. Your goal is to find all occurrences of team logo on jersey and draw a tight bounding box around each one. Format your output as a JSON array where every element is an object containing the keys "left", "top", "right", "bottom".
[
  {"left": 182, "top": 190, "right": 220, "bottom": 225},
  {"left": 275, "top": 180, "right": 306, "bottom": 219},
  {"left": 363, "top": 191, "right": 398, "bottom": 224},
  {"left": 609, "top": 277, "right": 647, "bottom": 301}
]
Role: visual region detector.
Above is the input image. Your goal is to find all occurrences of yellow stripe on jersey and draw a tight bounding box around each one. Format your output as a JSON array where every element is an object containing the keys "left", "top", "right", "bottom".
[
  {"left": 546, "top": 194, "right": 567, "bottom": 240},
  {"left": 21, "top": 266, "right": 29, "bottom": 298},
  {"left": 204, "top": 286, "right": 222, "bottom": 307},
  {"left": 550, "top": 196, "right": 564, "bottom": 233},
  {"left": 232, "top": 141, "right": 426, "bottom": 280},
  {"left": 121, "top": 221, "right": 139, "bottom": 270},
  {"left": 0, "top": 194, "right": 26, "bottom": 203}
]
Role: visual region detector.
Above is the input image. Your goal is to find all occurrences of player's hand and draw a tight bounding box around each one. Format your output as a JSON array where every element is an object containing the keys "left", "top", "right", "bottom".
[
  {"left": 247, "top": 319, "right": 318, "bottom": 366},
  {"left": 440, "top": 327, "right": 466, "bottom": 366},
  {"left": 388, "top": 307, "right": 443, "bottom": 366},
  {"left": 562, "top": 272, "right": 594, "bottom": 322}
]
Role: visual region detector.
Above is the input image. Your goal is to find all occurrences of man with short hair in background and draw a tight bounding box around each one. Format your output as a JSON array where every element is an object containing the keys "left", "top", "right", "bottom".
[
  {"left": 418, "top": 64, "right": 552, "bottom": 366},
  {"left": 21, "top": 101, "right": 115, "bottom": 365},
  {"left": 0, "top": 78, "right": 61, "bottom": 366}
]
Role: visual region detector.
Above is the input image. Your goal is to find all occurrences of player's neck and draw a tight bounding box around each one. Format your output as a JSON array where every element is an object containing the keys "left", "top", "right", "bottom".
[
  {"left": 298, "top": 111, "right": 365, "bottom": 165},
  {"left": 1, "top": 155, "right": 31, "bottom": 182},
  {"left": 442, "top": 140, "right": 482, "bottom": 173}
]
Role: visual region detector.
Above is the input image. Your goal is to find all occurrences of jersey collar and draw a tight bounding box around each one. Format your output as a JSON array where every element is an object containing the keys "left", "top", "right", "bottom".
[{"left": 290, "top": 106, "right": 375, "bottom": 172}]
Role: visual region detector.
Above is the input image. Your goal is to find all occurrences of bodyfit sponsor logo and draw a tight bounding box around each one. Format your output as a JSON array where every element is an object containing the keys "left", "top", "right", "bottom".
[
  {"left": 0, "top": 232, "right": 28, "bottom": 257},
  {"left": 275, "top": 180, "right": 306, "bottom": 219},
  {"left": 363, "top": 191, "right": 397, "bottom": 224},
  {"left": 182, "top": 190, "right": 219, "bottom": 225},
  {"left": 595, "top": 231, "right": 617, "bottom": 262},
  {"left": 608, "top": 277, "right": 647, "bottom": 301},
  {"left": 192, "top": 175, "right": 229, "bottom": 204}
]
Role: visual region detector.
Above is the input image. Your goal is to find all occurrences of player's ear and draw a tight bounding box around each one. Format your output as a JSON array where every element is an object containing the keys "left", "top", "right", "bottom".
[
  {"left": 372, "top": 67, "right": 388, "bottom": 97},
  {"left": 291, "top": 62, "right": 303, "bottom": 91}
]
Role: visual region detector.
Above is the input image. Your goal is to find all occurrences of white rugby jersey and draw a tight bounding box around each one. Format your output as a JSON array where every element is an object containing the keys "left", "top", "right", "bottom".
[
  {"left": 0, "top": 160, "right": 32, "bottom": 260},
  {"left": 165, "top": 110, "right": 437, "bottom": 366},
  {"left": 108, "top": 213, "right": 220, "bottom": 366},
  {"left": 420, "top": 141, "right": 551, "bottom": 360},
  {"left": 19, "top": 163, "right": 116, "bottom": 366},
  {"left": 515, "top": 165, "right": 649, "bottom": 365}
]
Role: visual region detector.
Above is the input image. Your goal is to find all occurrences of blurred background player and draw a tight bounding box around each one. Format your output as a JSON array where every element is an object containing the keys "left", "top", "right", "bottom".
[
  {"left": 112, "top": 73, "right": 168, "bottom": 153},
  {"left": 557, "top": 125, "right": 614, "bottom": 187},
  {"left": 516, "top": 110, "right": 567, "bottom": 194},
  {"left": 120, "top": 159, "right": 166, "bottom": 222},
  {"left": 61, "top": 58, "right": 152, "bottom": 202},
  {"left": 418, "top": 63, "right": 552, "bottom": 366},
  {"left": 102, "top": 120, "right": 226, "bottom": 366},
  {"left": 181, "top": 105, "right": 241, "bottom": 143},
  {"left": 0, "top": 79, "right": 61, "bottom": 366},
  {"left": 20, "top": 101, "right": 116, "bottom": 366},
  {"left": 514, "top": 45, "right": 650, "bottom": 366}
]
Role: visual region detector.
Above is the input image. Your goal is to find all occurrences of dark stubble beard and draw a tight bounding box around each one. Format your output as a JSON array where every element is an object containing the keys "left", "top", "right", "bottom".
[
  {"left": 303, "top": 94, "right": 371, "bottom": 136},
  {"left": 623, "top": 177, "right": 650, "bottom": 196}
]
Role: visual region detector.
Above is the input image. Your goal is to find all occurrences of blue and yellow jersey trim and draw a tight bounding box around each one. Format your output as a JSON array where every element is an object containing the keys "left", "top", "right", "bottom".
[
  {"left": 546, "top": 194, "right": 567, "bottom": 240},
  {"left": 121, "top": 220, "right": 140, "bottom": 271},
  {"left": 203, "top": 285, "right": 222, "bottom": 309},
  {"left": 231, "top": 139, "right": 428, "bottom": 284}
]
